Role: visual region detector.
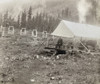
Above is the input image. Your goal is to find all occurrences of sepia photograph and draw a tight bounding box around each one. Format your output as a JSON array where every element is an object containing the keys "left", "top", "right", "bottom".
[{"left": 0, "top": 0, "right": 100, "bottom": 84}]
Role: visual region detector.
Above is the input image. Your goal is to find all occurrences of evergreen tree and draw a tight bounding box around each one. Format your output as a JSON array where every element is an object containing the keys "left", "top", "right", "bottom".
[
  {"left": 34, "top": 12, "right": 43, "bottom": 31},
  {"left": 27, "top": 6, "right": 32, "bottom": 29},
  {"left": 0, "top": 14, "right": 3, "bottom": 26},
  {"left": 21, "top": 11, "right": 27, "bottom": 28},
  {"left": 7, "top": 15, "right": 17, "bottom": 28},
  {"left": 31, "top": 16, "right": 35, "bottom": 29},
  {"left": 17, "top": 15, "right": 20, "bottom": 28},
  {"left": 8, "top": 16, "right": 13, "bottom": 26},
  {"left": 3, "top": 11, "right": 9, "bottom": 27}
]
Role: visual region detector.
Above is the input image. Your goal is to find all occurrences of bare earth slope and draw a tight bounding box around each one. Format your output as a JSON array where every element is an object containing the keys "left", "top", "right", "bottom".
[{"left": 0, "top": 36, "right": 100, "bottom": 84}]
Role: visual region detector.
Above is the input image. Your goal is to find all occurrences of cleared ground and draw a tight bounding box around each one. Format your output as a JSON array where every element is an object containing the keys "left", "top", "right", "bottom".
[{"left": 0, "top": 35, "right": 100, "bottom": 84}]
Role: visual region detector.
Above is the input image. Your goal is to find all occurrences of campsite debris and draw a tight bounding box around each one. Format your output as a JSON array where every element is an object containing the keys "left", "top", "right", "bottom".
[
  {"left": 56, "top": 55, "right": 60, "bottom": 60},
  {"left": 34, "top": 54, "right": 39, "bottom": 59},
  {"left": 50, "top": 77, "right": 55, "bottom": 80},
  {"left": 30, "top": 79, "right": 35, "bottom": 82},
  {"left": 58, "top": 80, "right": 62, "bottom": 84},
  {"left": 47, "top": 82, "right": 53, "bottom": 84}
]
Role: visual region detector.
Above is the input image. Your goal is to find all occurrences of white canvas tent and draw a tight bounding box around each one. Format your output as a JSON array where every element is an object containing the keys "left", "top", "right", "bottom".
[
  {"left": 52, "top": 20, "right": 100, "bottom": 40},
  {"left": 52, "top": 20, "right": 100, "bottom": 51}
]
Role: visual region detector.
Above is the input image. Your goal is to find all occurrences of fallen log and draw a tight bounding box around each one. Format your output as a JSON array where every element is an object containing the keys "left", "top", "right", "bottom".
[{"left": 44, "top": 47, "right": 66, "bottom": 55}]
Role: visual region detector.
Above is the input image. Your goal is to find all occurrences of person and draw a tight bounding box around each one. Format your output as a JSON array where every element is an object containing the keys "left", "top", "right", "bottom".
[
  {"left": 55, "top": 37, "right": 63, "bottom": 49},
  {"left": 70, "top": 45, "right": 75, "bottom": 55}
]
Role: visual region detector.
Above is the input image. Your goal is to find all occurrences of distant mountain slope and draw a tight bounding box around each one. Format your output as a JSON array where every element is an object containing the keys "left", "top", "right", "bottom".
[{"left": 32, "top": 0, "right": 79, "bottom": 21}]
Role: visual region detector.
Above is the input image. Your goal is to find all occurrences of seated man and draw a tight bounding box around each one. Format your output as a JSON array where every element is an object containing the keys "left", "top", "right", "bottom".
[{"left": 55, "top": 38, "right": 63, "bottom": 49}]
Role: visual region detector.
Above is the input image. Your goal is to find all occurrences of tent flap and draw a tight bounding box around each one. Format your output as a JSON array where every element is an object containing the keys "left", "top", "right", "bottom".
[{"left": 51, "top": 20, "right": 74, "bottom": 38}]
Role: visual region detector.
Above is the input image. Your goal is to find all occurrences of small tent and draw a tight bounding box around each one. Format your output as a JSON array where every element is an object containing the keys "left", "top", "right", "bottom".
[
  {"left": 32, "top": 29, "right": 38, "bottom": 37},
  {"left": 20, "top": 28, "right": 27, "bottom": 35},
  {"left": 8, "top": 26, "right": 14, "bottom": 35},
  {"left": 52, "top": 20, "right": 100, "bottom": 40}
]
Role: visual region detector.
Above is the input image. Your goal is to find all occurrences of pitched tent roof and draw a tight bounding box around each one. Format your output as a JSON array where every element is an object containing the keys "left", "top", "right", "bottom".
[{"left": 52, "top": 20, "right": 100, "bottom": 39}]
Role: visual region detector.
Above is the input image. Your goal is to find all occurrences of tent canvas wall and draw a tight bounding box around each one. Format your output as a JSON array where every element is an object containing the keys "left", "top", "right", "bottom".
[
  {"left": 52, "top": 20, "right": 100, "bottom": 40},
  {"left": 52, "top": 20, "right": 100, "bottom": 51}
]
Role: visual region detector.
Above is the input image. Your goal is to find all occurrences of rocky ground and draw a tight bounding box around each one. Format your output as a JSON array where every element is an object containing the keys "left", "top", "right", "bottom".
[{"left": 0, "top": 35, "right": 100, "bottom": 84}]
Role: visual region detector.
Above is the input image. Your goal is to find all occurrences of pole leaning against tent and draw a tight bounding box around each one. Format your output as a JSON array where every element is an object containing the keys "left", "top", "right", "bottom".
[
  {"left": 79, "top": 40, "right": 89, "bottom": 52},
  {"left": 74, "top": 36, "right": 89, "bottom": 52}
]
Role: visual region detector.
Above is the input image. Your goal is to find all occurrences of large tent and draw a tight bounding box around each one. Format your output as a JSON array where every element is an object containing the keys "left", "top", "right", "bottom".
[{"left": 52, "top": 20, "right": 100, "bottom": 40}]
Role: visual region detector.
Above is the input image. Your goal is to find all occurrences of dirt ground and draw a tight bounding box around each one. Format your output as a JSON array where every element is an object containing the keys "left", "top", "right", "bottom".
[{"left": 0, "top": 36, "right": 100, "bottom": 84}]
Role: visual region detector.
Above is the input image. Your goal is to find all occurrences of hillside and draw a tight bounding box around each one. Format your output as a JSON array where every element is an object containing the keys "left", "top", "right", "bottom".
[
  {"left": 0, "top": 35, "right": 100, "bottom": 84},
  {"left": 32, "top": 0, "right": 79, "bottom": 20}
]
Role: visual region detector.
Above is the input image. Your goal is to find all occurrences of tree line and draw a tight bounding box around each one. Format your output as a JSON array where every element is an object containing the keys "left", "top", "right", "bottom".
[
  {"left": 0, "top": 7, "right": 61, "bottom": 33},
  {"left": 0, "top": 2, "right": 98, "bottom": 33}
]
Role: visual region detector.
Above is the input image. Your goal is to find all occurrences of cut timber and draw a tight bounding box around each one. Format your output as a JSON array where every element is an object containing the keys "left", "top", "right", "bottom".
[{"left": 44, "top": 47, "right": 66, "bottom": 55}]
